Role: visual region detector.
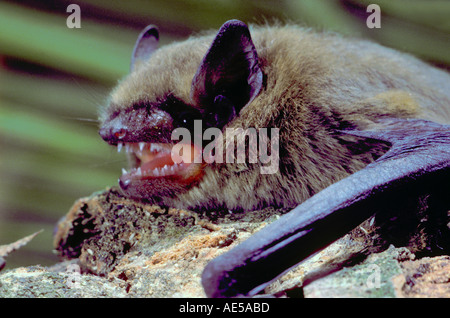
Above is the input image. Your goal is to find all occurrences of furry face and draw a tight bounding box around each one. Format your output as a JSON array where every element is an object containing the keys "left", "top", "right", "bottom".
[{"left": 99, "top": 20, "right": 450, "bottom": 212}]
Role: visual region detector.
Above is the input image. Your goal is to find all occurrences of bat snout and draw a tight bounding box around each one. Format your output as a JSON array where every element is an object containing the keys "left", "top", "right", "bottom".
[
  {"left": 99, "top": 107, "right": 175, "bottom": 145},
  {"left": 98, "top": 116, "right": 128, "bottom": 145}
]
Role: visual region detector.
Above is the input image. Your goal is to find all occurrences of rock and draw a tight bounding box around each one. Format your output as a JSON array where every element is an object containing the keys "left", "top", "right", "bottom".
[
  {"left": 300, "top": 246, "right": 450, "bottom": 298},
  {"left": 395, "top": 255, "right": 450, "bottom": 297},
  {"left": 302, "top": 245, "right": 413, "bottom": 297},
  {"left": 0, "top": 261, "right": 128, "bottom": 297},
  {"left": 1, "top": 187, "right": 448, "bottom": 298},
  {"left": 51, "top": 187, "right": 286, "bottom": 297}
]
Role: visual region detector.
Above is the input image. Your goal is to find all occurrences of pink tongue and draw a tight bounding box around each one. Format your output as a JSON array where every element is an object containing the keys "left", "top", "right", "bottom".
[
  {"left": 140, "top": 152, "right": 175, "bottom": 172},
  {"left": 137, "top": 143, "right": 200, "bottom": 177}
]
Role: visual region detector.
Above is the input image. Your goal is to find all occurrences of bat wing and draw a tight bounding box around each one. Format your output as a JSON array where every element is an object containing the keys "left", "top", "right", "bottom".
[{"left": 201, "top": 118, "right": 450, "bottom": 297}]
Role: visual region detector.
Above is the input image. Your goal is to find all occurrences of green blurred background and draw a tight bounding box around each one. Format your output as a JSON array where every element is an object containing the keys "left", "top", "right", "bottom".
[{"left": 0, "top": 0, "right": 449, "bottom": 270}]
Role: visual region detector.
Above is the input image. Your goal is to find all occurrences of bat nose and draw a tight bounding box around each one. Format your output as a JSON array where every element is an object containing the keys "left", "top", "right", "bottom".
[
  {"left": 99, "top": 116, "right": 128, "bottom": 145},
  {"left": 99, "top": 107, "right": 175, "bottom": 145}
]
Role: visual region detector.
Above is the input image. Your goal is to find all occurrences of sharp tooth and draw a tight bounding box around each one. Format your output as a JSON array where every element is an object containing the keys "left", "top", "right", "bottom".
[
  {"left": 150, "top": 143, "right": 165, "bottom": 153},
  {"left": 163, "top": 164, "right": 169, "bottom": 170},
  {"left": 122, "top": 168, "right": 127, "bottom": 175},
  {"left": 136, "top": 167, "right": 142, "bottom": 176},
  {"left": 117, "top": 142, "right": 123, "bottom": 153},
  {"left": 139, "top": 142, "right": 145, "bottom": 152},
  {"left": 153, "top": 168, "right": 160, "bottom": 176}
]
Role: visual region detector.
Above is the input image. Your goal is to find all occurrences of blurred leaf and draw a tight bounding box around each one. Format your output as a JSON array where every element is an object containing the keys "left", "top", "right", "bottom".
[
  {"left": 0, "top": 2, "right": 131, "bottom": 83},
  {"left": 0, "top": 103, "right": 104, "bottom": 157},
  {"left": 286, "top": 0, "right": 362, "bottom": 35},
  {"left": 0, "top": 69, "right": 108, "bottom": 119},
  {"left": 355, "top": 0, "right": 450, "bottom": 33},
  {"left": 344, "top": 0, "right": 450, "bottom": 65}
]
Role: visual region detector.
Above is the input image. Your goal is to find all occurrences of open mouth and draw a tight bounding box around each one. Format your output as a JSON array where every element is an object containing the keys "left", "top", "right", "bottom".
[{"left": 118, "top": 142, "right": 203, "bottom": 185}]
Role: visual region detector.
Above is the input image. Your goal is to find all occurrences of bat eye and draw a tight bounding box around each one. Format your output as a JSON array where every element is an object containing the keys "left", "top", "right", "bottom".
[
  {"left": 211, "top": 95, "right": 236, "bottom": 129},
  {"left": 176, "top": 111, "right": 199, "bottom": 129}
]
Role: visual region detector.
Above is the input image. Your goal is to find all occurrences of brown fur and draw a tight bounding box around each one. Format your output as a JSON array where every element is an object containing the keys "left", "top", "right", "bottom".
[{"left": 100, "top": 23, "right": 450, "bottom": 212}]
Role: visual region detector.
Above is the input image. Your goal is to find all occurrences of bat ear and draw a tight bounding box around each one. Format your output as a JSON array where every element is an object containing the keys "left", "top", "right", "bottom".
[
  {"left": 191, "top": 20, "right": 263, "bottom": 124},
  {"left": 130, "top": 25, "right": 159, "bottom": 71}
]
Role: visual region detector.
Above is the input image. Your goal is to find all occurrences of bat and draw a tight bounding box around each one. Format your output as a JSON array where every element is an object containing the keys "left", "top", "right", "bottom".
[{"left": 99, "top": 20, "right": 450, "bottom": 297}]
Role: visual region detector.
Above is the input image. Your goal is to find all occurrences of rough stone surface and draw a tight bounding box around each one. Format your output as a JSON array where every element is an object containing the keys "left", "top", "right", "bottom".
[
  {"left": 396, "top": 255, "right": 450, "bottom": 297},
  {"left": 303, "top": 246, "right": 412, "bottom": 297},
  {"left": 0, "top": 261, "right": 128, "bottom": 297},
  {"left": 1, "top": 187, "right": 449, "bottom": 298},
  {"left": 51, "top": 188, "right": 286, "bottom": 297}
]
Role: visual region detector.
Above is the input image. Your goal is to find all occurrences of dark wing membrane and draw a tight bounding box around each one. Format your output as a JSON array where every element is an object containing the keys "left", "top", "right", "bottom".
[{"left": 201, "top": 118, "right": 450, "bottom": 297}]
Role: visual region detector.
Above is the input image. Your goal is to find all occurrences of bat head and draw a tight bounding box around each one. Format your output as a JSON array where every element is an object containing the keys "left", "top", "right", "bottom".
[{"left": 99, "top": 20, "right": 264, "bottom": 201}]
